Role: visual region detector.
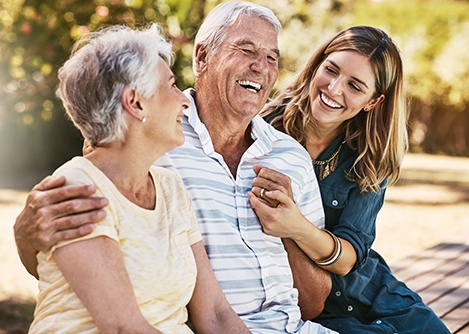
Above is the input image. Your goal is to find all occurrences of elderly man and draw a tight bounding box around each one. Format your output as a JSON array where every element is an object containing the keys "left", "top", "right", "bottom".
[{"left": 14, "top": 2, "right": 334, "bottom": 333}]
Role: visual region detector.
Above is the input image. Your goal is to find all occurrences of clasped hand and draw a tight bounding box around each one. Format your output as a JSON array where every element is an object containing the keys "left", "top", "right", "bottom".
[{"left": 249, "top": 164, "right": 308, "bottom": 240}]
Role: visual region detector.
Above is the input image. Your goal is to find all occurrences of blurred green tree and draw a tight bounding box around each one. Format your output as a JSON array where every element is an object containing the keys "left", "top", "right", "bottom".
[
  {"left": 0, "top": 0, "right": 468, "bottom": 188},
  {"left": 0, "top": 0, "right": 204, "bottom": 182},
  {"left": 351, "top": 0, "right": 469, "bottom": 155}
]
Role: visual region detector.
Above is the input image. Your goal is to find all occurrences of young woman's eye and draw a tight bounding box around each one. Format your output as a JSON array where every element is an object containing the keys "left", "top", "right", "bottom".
[
  {"left": 324, "top": 66, "right": 337, "bottom": 74},
  {"left": 349, "top": 83, "right": 361, "bottom": 92}
]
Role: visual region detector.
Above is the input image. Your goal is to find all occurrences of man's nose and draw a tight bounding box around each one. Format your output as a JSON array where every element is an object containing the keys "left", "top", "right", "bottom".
[{"left": 250, "top": 50, "right": 269, "bottom": 74}]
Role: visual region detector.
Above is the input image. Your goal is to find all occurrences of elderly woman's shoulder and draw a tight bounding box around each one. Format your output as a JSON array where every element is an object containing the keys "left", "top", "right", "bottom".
[{"left": 150, "top": 165, "right": 185, "bottom": 185}]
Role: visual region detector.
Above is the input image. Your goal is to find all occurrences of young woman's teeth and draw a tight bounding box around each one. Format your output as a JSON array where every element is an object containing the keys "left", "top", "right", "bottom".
[
  {"left": 321, "top": 93, "right": 342, "bottom": 109},
  {"left": 237, "top": 80, "right": 261, "bottom": 93}
]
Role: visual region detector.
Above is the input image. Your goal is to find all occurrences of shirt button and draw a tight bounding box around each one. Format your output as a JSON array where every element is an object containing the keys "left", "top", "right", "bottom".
[
  {"left": 347, "top": 305, "right": 353, "bottom": 312},
  {"left": 376, "top": 320, "right": 382, "bottom": 324},
  {"left": 335, "top": 291, "right": 341, "bottom": 297},
  {"left": 331, "top": 199, "right": 339, "bottom": 206}
]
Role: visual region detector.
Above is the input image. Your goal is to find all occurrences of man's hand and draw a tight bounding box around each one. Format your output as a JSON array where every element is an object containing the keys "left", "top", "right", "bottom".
[
  {"left": 14, "top": 175, "right": 108, "bottom": 278},
  {"left": 251, "top": 164, "right": 293, "bottom": 207},
  {"left": 251, "top": 164, "right": 331, "bottom": 320}
]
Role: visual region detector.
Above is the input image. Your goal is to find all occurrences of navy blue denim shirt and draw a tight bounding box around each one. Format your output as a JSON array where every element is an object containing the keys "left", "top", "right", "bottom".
[
  {"left": 316, "top": 135, "right": 387, "bottom": 272},
  {"left": 314, "top": 136, "right": 424, "bottom": 323},
  {"left": 263, "top": 114, "right": 449, "bottom": 331}
]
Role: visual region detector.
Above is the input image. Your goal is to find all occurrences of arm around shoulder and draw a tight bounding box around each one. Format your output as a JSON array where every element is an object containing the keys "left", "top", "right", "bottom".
[{"left": 14, "top": 175, "right": 108, "bottom": 278}]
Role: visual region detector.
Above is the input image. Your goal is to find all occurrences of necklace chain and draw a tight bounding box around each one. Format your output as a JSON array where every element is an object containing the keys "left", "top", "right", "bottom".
[
  {"left": 312, "top": 139, "right": 346, "bottom": 181},
  {"left": 312, "top": 140, "right": 346, "bottom": 166}
]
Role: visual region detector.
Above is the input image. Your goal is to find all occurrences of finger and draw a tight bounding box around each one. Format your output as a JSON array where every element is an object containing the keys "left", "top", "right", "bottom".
[
  {"left": 256, "top": 167, "right": 293, "bottom": 199},
  {"left": 258, "top": 167, "right": 291, "bottom": 188},
  {"left": 263, "top": 190, "right": 294, "bottom": 208},
  {"left": 53, "top": 208, "right": 107, "bottom": 232},
  {"left": 29, "top": 183, "right": 102, "bottom": 209},
  {"left": 252, "top": 186, "right": 280, "bottom": 208},
  {"left": 51, "top": 224, "right": 96, "bottom": 245},
  {"left": 43, "top": 197, "right": 109, "bottom": 221},
  {"left": 34, "top": 175, "right": 67, "bottom": 191},
  {"left": 253, "top": 164, "right": 263, "bottom": 175},
  {"left": 253, "top": 176, "right": 288, "bottom": 195}
]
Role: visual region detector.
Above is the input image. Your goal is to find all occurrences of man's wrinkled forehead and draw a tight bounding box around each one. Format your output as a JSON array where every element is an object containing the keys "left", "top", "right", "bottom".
[{"left": 224, "top": 15, "right": 280, "bottom": 52}]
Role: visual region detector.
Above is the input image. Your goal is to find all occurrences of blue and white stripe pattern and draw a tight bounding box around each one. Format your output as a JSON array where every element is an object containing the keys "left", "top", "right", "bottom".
[{"left": 155, "top": 89, "right": 326, "bottom": 333}]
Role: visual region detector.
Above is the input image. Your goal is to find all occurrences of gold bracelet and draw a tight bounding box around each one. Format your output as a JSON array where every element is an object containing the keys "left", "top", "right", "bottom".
[{"left": 314, "top": 229, "right": 342, "bottom": 266}]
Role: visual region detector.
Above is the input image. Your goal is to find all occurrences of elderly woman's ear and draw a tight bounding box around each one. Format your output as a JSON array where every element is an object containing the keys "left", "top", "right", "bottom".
[{"left": 121, "top": 86, "right": 145, "bottom": 122}]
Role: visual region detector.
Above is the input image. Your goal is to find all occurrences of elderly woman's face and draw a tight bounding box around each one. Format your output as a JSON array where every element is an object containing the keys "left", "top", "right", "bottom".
[
  {"left": 308, "top": 50, "right": 383, "bottom": 129},
  {"left": 140, "top": 58, "right": 190, "bottom": 153}
]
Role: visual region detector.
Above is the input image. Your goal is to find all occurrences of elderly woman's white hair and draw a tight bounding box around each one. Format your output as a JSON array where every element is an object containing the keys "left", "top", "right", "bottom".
[
  {"left": 57, "top": 24, "right": 173, "bottom": 147},
  {"left": 193, "top": 1, "right": 282, "bottom": 77}
]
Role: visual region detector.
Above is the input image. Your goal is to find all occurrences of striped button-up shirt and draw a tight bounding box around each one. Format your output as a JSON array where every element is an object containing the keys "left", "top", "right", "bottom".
[{"left": 155, "top": 89, "right": 326, "bottom": 333}]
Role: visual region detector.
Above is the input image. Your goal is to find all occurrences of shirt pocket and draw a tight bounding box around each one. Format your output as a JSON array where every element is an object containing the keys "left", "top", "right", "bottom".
[{"left": 321, "top": 183, "right": 349, "bottom": 210}]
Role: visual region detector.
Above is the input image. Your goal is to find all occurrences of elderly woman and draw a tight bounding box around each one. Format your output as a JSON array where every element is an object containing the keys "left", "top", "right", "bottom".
[
  {"left": 250, "top": 26, "right": 449, "bottom": 333},
  {"left": 28, "top": 24, "right": 248, "bottom": 334}
]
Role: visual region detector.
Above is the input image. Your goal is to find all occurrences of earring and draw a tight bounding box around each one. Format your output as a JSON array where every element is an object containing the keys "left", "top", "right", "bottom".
[{"left": 141, "top": 116, "right": 147, "bottom": 123}]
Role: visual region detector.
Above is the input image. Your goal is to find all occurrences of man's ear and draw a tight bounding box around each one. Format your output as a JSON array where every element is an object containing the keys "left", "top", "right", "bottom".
[
  {"left": 121, "top": 86, "right": 143, "bottom": 120},
  {"left": 194, "top": 44, "right": 209, "bottom": 74}
]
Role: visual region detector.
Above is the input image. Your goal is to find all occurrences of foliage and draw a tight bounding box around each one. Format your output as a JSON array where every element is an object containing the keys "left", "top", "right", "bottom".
[
  {"left": 350, "top": 0, "right": 469, "bottom": 155},
  {"left": 0, "top": 0, "right": 205, "bottom": 179},
  {"left": 1, "top": 0, "right": 468, "bottom": 183}
]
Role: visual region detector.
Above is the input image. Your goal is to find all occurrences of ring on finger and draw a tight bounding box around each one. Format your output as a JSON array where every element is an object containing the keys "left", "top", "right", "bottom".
[{"left": 259, "top": 188, "right": 266, "bottom": 200}]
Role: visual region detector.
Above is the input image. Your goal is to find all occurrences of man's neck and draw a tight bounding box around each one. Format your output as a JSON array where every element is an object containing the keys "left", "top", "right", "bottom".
[{"left": 193, "top": 90, "right": 254, "bottom": 177}]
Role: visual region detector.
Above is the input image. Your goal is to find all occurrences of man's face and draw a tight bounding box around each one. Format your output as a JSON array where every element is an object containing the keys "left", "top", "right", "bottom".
[{"left": 201, "top": 15, "right": 279, "bottom": 120}]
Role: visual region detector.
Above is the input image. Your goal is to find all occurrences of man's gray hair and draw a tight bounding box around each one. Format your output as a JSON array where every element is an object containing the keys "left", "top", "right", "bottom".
[
  {"left": 193, "top": 1, "right": 282, "bottom": 76},
  {"left": 57, "top": 24, "right": 173, "bottom": 147}
]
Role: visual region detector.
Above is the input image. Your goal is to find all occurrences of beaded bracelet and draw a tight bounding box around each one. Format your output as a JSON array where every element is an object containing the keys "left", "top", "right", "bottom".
[{"left": 315, "top": 229, "right": 342, "bottom": 266}]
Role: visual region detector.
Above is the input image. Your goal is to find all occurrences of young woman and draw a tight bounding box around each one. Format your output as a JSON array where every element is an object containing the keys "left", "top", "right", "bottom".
[{"left": 249, "top": 26, "right": 450, "bottom": 333}]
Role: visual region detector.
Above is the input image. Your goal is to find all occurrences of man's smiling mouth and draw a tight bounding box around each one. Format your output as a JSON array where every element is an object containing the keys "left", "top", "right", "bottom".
[
  {"left": 237, "top": 80, "right": 262, "bottom": 93},
  {"left": 320, "top": 92, "right": 343, "bottom": 109}
]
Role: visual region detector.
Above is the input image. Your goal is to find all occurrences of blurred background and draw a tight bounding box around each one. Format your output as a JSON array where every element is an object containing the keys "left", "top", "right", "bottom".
[
  {"left": 1, "top": 0, "right": 469, "bottom": 183},
  {"left": 1, "top": 0, "right": 468, "bottom": 332}
]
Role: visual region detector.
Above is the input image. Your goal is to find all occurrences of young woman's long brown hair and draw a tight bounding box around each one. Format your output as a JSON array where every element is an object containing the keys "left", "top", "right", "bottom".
[{"left": 262, "top": 26, "right": 408, "bottom": 193}]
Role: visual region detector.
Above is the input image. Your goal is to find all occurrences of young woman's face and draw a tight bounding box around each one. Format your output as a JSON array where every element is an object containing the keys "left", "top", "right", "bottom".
[{"left": 308, "top": 50, "right": 383, "bottom": 129}]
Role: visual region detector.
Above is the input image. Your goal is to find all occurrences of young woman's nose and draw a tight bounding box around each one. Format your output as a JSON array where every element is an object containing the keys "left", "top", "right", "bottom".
[{"left": 328, "top": 77, "right": 343, "bottom": 96}]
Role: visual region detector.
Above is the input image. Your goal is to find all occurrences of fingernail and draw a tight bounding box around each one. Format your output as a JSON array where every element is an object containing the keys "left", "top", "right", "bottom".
[
  {"left": 86, "top": 185, "right": 96, "bottom": 192},
  {"left": 97, "top": 210, "right": 107, "bottom": 218}
]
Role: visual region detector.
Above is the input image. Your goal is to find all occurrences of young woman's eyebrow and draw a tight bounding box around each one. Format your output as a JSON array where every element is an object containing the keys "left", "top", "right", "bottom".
[{"left": 328, "top": 60, "right": 369, "bottom": 89}]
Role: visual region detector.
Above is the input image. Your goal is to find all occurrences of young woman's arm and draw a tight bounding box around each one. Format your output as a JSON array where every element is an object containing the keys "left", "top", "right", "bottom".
[
  {"left": 54, "top": 236, "right": 161, "bottom": 334},
  {"left": 187, "top": 241, "right": 251, "bottom": 333}
]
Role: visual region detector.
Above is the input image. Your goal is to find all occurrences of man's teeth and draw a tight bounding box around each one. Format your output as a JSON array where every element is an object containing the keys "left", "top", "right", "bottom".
[
  {"left": 321, "top": 92, "right": 342, "bottom": 109},
  {"left": 237, "top": 80, "right": 261, "bottom": 93}
]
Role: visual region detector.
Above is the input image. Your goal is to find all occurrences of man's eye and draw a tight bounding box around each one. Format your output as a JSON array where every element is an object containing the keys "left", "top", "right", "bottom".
[
  {"left": 242, "top": 48, "right": 255, "bottom": 55},
  {"left": 268, "top": 55, "right": 278, "bottom": 63}
]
